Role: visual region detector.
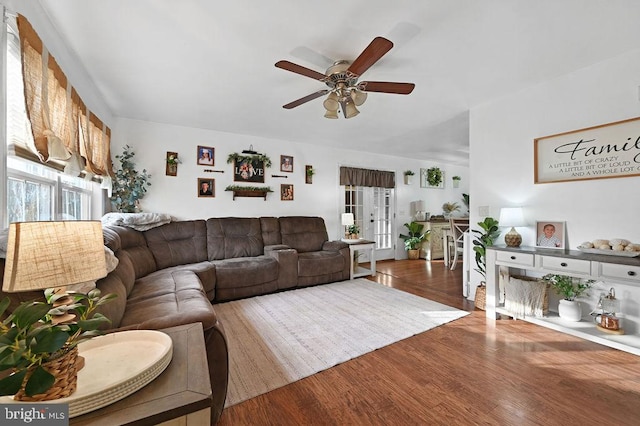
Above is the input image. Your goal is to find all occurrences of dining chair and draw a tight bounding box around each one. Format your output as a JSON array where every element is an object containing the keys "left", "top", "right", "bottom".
[{"left": 449, "top": 217, "right": 470, "bottom": 270}]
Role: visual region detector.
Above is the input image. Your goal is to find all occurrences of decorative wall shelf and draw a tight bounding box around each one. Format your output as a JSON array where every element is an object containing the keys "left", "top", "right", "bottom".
[{"left": 230, "top": 190, "right": 270, "bottom": 200}]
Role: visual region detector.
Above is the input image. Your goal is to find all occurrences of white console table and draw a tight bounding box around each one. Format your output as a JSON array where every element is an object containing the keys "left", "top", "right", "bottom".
[{"left": 486, "top": 246, "right": 640, "bottom": 356}]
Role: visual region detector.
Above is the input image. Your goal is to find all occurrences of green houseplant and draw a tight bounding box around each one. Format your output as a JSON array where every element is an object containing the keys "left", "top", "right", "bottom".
[
  {"left": 400, "top": 222, "right": 430, "bottom": 259},
  {"left": 0, "top": 289, "right": 115, "bottom": 399},
  {"left": 471, "top": 216, "right": 500, "bottom": 309},
  {"left": 347, "top": 223, "right": 360, "bottom": 239},
  {"left": 403, "top": 170, "right": 415, "bottom": 185},
  {"left": 540, "top": 274, "right": 594, "bottom": 321},
  {"left": 472, "top": 217, "right": 500, "bottom": 281},
  {"left": 111, "top": 145, "right": 151, "bottom": 213}
]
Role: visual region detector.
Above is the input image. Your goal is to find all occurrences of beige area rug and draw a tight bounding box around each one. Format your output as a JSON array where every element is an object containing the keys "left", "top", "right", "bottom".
[{"left": 216, "top": 278, "right": 469, "bottom": 408}]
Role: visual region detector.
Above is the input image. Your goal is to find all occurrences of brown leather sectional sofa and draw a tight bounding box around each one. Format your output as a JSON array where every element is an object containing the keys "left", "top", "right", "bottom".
[
  {"left": 0, "top": 216, "right": 350, "bottom": 424},
  {"left": 11, "top": 215, "right": 349, "bottom": 424}
]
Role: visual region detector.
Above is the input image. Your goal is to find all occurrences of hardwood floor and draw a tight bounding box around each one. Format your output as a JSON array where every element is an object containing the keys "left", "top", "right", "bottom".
[{"left": 217, "top": 259, "right": 640, "bottom": 425}]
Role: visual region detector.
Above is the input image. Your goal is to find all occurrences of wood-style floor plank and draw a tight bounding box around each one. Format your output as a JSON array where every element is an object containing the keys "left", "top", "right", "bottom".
[{"left": 217, "top": 259, "right": 640, "bottom": 425}]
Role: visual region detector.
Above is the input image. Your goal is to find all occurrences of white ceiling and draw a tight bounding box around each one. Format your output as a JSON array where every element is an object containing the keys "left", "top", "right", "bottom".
[{"left": 35, "top": 0, "right": 640, "bottom": 166}]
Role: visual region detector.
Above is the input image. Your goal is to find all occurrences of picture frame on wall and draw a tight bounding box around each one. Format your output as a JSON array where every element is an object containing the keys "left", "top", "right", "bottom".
[
  {"left": 280, "top": 155, "right": 293, "bottom": 172},
  {"left": 281, "top": 184, "right": 294, "bottom": 201},
  {"left": 197, "top": 146, "right": 215, "bottom": 166},
  {"left": 198, "top": 178, "right": 215, "bottom": 197},
  {"left": 535, "top": 221, "right": 565, "bottom": 249},
  {"left": 233, "top": 157, "right": 265, "bottom": 183}
]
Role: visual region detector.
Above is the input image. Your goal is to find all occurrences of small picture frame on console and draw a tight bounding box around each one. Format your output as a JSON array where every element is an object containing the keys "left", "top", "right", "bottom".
[{"left": 535, "top": 221, "right": 565, "bottom": 249}]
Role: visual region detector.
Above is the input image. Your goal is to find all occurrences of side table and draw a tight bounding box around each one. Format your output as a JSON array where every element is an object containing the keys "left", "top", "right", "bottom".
[
  {"left": 71, "top": 323, "right": 212, "bottom": 426},
  {"left": 343, "top": 239, "right": 377, "bottom": 280}
]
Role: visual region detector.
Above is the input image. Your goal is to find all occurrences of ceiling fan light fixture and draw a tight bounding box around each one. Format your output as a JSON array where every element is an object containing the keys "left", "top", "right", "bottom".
[
  {"left": 350, "top": 89, "right": 367, "bottom": 106},
  {"left": 343, "top": 101, "right": 359, "bottom": 119},
  {"left": 324, "top": 109, "right": 339, "bottom": 119},
  {"left": 323, "top": 92, "right": 339, "bottom": 111}
]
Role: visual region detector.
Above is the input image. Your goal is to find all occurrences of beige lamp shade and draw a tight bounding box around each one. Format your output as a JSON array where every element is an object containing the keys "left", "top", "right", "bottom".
[
  {"left": 2, "top": 221, "right": 107, "bottom": 292},
  {"left": 341, "top": 213, "right": 355, "bottom": 226}
]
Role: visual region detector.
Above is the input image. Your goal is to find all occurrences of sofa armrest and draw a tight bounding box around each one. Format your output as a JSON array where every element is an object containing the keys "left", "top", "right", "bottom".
[
  {"left": 322, "top": 240, "right": 349, "bottom": 252},
  {"left": 264, "top": 244, "right": 291, "bottom": 253},
  {"left": 265, "top": 248, "right": 298, "bottom": 289}
]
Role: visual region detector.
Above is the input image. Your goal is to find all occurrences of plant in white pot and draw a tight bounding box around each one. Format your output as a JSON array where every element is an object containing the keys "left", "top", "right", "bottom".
[
  {"left": 403, "top": 170, "right": 415, "bottom": 185},
  {"left": 540, "top": 274, "right": 594, "bottom": 322}
]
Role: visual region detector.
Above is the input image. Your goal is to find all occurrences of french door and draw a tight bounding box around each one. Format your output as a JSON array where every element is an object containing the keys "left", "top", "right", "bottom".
[{"left": 344, "top": 185, "right": 395, "bottom": 260}]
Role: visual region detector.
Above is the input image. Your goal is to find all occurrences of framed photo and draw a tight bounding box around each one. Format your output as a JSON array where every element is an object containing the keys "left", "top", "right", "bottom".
[
  {"left": 233, "top": 157, "right": 265, "bottom": 183},
  {"left": 197, "top": 146, "right": 215, "bottom": 166},
  {"left": 535, "top": 221, "right": 565, "bottom": 249},
  {"left": 280, "top": 155, "right": 293, "bottom": 173},
  {"left": 281, "top": 184, "right": 294, "bottom": 201},
  {"left": 198, "top": 178, "right": 215, "bottom": 198},
  {"left": 420, "top": 168, "right": 444, "bottom": 189}
]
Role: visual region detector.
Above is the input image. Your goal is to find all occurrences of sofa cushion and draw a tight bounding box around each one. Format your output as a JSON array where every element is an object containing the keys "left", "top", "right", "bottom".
[
  {"left": 105, "top": 226, "right": 157, "bottom": 279},
  {"left": 206, "top": 218, "right": 264, "bottom": 260},
  {"left": 213, "top": 256, "right": 279, "bottom": 288},
  {"left": 297, "top": 251, "right": 346, "bottom": 277},
  {"left": 260, "top": 217, "right": 281, "bottom": 246},
  {"left": 279, "top": 216, "right": 329, "bottom": 253},
  {"left": 120, "top": 270, "right": 218, "bottom": 330},
  {"left": 144, "top": 220, "right": 208, "bottom": 269}
]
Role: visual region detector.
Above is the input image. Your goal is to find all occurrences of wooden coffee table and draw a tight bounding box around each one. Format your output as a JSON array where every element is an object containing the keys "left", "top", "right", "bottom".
[{"left": 70, "top": 323, "right": 212, "bottom": 426}]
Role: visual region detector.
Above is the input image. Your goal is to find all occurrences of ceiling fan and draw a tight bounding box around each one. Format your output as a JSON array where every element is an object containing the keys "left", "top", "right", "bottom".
[{"left": 275, "top": 36, "right": 415, "bottom": 119}]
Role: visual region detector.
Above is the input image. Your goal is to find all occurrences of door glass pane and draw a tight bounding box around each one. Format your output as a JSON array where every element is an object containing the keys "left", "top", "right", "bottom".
[
  {"left": 344, "top": 185, "right": 364, "bottom": 234},
  {"left": 373, "top": 187, "right": 393, "bottom": 249}
]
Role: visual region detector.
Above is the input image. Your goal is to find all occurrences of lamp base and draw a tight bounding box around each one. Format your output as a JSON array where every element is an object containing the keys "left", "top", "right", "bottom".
[{"left": 504, "top": 227, "right": 522, "bottom": 247}]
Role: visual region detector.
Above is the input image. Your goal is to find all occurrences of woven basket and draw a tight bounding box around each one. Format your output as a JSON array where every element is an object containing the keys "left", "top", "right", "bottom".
[
  {"left": 14, "top": 346, "right": 79, "bottom": 401},
  {"left": 475, "top": 284, "right": 486, "bottom": 311},
  {"left": 507, "top": 275, "right": 550, "bottom": 316}
]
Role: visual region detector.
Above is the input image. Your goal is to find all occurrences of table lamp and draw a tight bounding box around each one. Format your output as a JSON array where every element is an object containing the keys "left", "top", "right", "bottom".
[
  {"left": 341, "top": 213, "right": 354, "bottom": 239},
  {"left": 3, "top": 221, "right": 107, "bottom": 293},
  {"left": 415, "top": 200, "right": 426, "bottom": 221},
  {"left": 498, "top": 207, "right": 526, "bottom": 247}
]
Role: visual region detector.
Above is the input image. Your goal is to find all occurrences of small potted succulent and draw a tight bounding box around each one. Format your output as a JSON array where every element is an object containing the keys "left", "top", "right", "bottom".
[
  {"left": 0, "top": 289, "right": 115, "bottom": 400},
  {"left": 403, "top": 170, "right": 415, "bottom": 185},
  {"left": 452, "top": 175, "right": 461, "bottom": 188}
]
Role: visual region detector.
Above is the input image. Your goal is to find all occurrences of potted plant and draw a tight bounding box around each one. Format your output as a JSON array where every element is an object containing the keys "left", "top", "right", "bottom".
[
  {"left": 403, "top": 170, "right": 415, "bottom": 185},
  {"left": 0, "top": 289, "right": 115, "bottom": 400},
  {"left": 540, "top": 274, "right": 594, "bottom": 321},
  {"left": 111, "top": 145, "right": 151, "bottom": 213},
  {"left": 452, "top": 175, "right": 461, "bottom": 188},
  {"left": 305, "top": 166, "right": 315, "bottom": 184},
  {"left": 471, "top": 217, "right": 500, "bottom": 309},
  {"left": 426, "top": 167, "right": 443, "bottom": 187},
  {"left": 442, "top": 202, "right": 460, "bottom": 218},
  {"left": 347, "top": 223, "right": 360, "bottom": 239},
  {"left": 400, "top": 222, "right": 430, "bottom": 260}
]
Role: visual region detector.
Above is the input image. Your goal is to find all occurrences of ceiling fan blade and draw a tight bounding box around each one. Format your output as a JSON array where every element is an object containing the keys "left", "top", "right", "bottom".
[
  {"left": 347, "top": 37, "right": 393, "bottom": 77},
  {"left": 275, "top": 60, "right": 326, "bottom": 81},
  {"left": 282, "top": 90, "right": 329, "bottom": 109},
  {"left": 358, "top": 81, "right": 415, "bottom": 95}
]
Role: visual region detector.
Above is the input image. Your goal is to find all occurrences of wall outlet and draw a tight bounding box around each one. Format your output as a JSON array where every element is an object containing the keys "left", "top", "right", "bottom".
[{"left": 478, "top": 206, "right": 490, "bottom": 216}]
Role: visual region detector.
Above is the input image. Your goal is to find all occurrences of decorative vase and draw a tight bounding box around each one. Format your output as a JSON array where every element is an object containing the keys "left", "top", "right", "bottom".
[
  {"left": 14, "top": 346, "right": 80, "bottom": 401},
  {"left": 558, "top": 299, "right": 582, "bottom": 322},
  {"left": 404, "top": 175, "right": 413, "bottom": 185}
]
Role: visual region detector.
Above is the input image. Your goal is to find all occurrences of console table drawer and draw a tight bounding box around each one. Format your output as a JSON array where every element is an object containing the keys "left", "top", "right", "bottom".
[
  {"left": 538, "top": 255, "right": 591, "bottom": 274},
  {"left": 496, "top": 251, "right": 534, "bottom": 267},
  {"left": 599, "top": 263, "right": 640, "bottom": 284}
]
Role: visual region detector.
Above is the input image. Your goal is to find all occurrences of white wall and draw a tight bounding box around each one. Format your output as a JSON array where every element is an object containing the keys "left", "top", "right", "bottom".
[
  {"left": 469, "top": 48, "right": 640, "bottom": 323},
  {"left": 112, "top": 118, "right": 469, "bottom": 258}
]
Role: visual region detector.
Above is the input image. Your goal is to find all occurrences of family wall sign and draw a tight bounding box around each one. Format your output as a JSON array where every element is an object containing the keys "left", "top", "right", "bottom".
[{"left": 534, "top": 116, "right": 640, "bottom": 184}]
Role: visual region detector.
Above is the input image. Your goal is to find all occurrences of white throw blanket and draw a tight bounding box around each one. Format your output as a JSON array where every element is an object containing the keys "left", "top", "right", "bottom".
[
  {"left": 101, "top": 212, "right": 172, "bottom": 231},
  {"left": 505, "top": 276, "right": 547, "bottom": 318}
]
